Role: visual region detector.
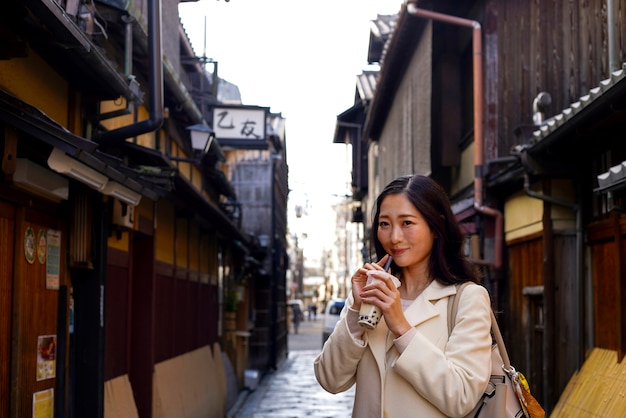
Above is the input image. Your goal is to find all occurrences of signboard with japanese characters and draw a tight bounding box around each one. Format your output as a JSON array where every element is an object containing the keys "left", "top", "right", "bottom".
[{"left": 212, "top": 105, "right": 268, "bottom": 149}]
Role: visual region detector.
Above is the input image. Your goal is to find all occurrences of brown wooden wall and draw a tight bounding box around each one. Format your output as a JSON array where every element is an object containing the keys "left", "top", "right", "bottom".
[
  {"left": 552, "top": 232, "right": 579, "bottom": 395},
  {"left": 105, "top": 248, "right": 219, "bottom": 378},
  {"left": 0, "top": 201, "right": 15, "bottom": 417},
  {"left": 587, "top": 214, "right": 626, "bottom": 356},
  {"left": 11, "top": 205, "right": 66, "bottom": 417},
  {"left": 495, "top": 0, "right": 626, "bottom": 155},
  {"left": 506, "top": 228, "right": 579, "bottom": 405},
  {"left": 506, "top": 231, "right": 544, "bottom": 364},
  {"left": 105, "top": 249, "right": 131, "bottom": 381}
]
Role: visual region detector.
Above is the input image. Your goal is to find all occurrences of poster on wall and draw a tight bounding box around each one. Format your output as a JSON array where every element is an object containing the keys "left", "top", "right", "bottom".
[
  {"left": 33, "top": 388, "right": 54, "bottom": 418},
  {"left": 36, "top": 335, "right": 56, "bottom": 381},
  {"left": 24, "top": 226, "right": 35, "bottom": 264},
  {"left": 46, "top": 229, "right": 61, "bottom": 290},
  {"left": 37, "top": 229, "right": 47, "bottom": 264}
]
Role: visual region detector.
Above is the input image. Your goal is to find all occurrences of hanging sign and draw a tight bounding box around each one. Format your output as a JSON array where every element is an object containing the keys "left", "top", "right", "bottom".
[{"left": 212, "top": 105, "right": 268, "bottom": 149}]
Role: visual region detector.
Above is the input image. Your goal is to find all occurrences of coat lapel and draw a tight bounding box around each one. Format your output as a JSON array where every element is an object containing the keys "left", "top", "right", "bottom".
[
  {"left": 368, "top": 318, "right": 390, "bottom": 371},
  {"left": 403, "top": 280, "right": 455, "bottom": 327},
  {"left": 369, "top": 281, "right": 457, "bottom": 375}
]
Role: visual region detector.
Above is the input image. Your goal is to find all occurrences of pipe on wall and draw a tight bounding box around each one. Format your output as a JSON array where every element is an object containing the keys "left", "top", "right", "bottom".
[
  {"left": 407, "top": 3, "right": 503, "bottom": 269},
  {"left": 608, "top": 0, "right": 618, "bottom": 72},
  {"left": 97, "top": 0, "right": 164, "bottom": 142}
]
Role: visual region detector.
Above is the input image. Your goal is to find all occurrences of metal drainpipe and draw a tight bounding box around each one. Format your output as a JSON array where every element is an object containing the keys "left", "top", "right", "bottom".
[
  {"left": 123, "top": 15, "right": 134, "bottom": 76},
  {"left": 97, "top": 0, "right": 164, "bottom": 143},
  {"left": 407, "top": 3, "right": 503, "bottom": 269},
  {"left": 608, "top": 0, "right": 617, "bottom": 72}
]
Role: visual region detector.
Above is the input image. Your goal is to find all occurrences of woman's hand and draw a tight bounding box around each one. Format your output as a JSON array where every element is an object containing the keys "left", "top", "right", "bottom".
[
  {"left": 359, "top": 263, "right": 411, "bottom": 338},
  {"left": 350, "top": 254, "right": 391, "bottom": 310}
]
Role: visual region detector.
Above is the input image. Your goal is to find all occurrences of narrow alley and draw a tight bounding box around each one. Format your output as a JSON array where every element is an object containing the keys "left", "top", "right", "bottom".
[{"left": 230, "top": 315, "right": 355, "bottom": 417}]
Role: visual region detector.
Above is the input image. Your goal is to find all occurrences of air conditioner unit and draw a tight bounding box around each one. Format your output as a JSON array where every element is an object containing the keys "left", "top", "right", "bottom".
[{"left": 112, "top": 198, "right": 135, "bottom": 229}]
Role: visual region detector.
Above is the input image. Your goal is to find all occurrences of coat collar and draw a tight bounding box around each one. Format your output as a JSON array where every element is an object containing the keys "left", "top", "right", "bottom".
[
  {"left": 368, "top": 280, "right": 457, "bottom": 363},
  {"left": 402, "top": 280, "right": 455, "bottom": 326}
]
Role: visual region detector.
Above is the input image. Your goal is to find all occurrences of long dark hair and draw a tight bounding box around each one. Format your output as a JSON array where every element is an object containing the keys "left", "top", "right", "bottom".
[{"left": 371, "top": 175, "right": 480, "bottom": 285}]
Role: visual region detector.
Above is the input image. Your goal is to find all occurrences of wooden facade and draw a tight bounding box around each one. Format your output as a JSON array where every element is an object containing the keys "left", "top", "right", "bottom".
[
  {"left": 0, "top": 201, "right": 15, "bottom": 413},
  {"left": 344, "top": 0, "right": 626, "bottom": 413},
  {"left": 588, "top": 214, "right": 626, "bottom": 354},
  {"left": 0, "top": 0, "right": 288, "bottom": 416},
  {"left": 8, "top": 204, "right": 67, "bottom": 417}
]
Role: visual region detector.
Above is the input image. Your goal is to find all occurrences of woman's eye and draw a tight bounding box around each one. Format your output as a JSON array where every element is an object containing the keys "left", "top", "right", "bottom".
[
  {"left": 403, "top": 220, "right": 413, "bottom": 226},
  {"left": 379, "top": 221, "right": 390, "bottom": 228}
]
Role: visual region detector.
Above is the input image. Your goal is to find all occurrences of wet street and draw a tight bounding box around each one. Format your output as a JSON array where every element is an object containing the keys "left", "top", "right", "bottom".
[{"left": 230, "top": 315, "right": 355, "bottom": 417}]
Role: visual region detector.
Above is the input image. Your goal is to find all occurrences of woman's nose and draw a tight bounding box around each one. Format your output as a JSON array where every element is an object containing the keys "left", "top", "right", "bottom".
[{"left": 389, "top": 225, "right": 401, "bottom": 243}]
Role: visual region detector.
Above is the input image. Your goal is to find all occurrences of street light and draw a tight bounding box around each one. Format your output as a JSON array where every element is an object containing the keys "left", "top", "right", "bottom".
[
  {"left": 186, "top": 123, "right": 215, "bottom": 154},
  {"left": 168, "top": 124, "right": 216, "bottom": 164}
]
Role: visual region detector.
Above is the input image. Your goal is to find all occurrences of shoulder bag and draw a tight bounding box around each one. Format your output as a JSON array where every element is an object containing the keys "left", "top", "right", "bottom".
[{"left": 448, "top": 282, "right": 545, "bottom": 418}]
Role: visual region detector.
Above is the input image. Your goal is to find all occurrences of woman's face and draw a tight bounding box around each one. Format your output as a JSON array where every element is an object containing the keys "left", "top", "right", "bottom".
[{"left": 377, "top": 193, "right": 435, "bottom": 270}]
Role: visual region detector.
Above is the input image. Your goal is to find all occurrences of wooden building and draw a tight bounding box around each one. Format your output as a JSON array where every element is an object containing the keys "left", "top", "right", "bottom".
[
  {"left": 338, "top": 0, "right": 626, "bottom": 413},
  {"left": 0, "top": 0, "right": 288, "bottom": 417}
]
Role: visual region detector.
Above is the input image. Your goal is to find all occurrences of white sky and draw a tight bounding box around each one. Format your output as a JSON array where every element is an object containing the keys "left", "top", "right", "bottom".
[{"left": 178, "top": 0, "right": 404, "bottom": 257}]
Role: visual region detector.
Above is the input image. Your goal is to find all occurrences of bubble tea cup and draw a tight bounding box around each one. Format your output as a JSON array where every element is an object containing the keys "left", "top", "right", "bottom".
[{"left": 358, "top": 258, "right": 400, "bottom": 330}]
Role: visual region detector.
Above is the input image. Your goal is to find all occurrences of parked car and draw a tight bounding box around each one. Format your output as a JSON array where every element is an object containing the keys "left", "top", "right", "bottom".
[{"left": 322, "top": 298, "right": 345, "bottom": 346}]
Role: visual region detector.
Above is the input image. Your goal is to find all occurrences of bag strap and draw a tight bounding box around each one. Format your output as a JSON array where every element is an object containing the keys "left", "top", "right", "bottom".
[{"left": 447, "top": 282, "right": 513, "bottom": 373}]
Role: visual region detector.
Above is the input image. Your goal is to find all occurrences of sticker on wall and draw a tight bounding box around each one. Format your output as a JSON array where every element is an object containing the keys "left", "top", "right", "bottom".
[
  {"left": 37, "top": 229, "right": 47, "bottom": 264},
  {"left": 46, "top": 230, "right": 61, "bottom": 290},
  {"left": 33, "top": 388, "right": 54, "bottom": 418},
  {"left": 24, "top": 226, "right": 35, "bottom": 264},
  {"left": 36, "top": 335, "right": 56, "bottom": 381}
]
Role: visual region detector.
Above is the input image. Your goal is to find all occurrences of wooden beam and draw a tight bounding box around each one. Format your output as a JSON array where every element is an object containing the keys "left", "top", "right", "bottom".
[{"left": 2, "top": 124, "right": 17, "bottom": 177}]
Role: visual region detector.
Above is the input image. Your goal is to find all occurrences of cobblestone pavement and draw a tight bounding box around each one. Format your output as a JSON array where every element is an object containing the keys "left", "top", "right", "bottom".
[{"left": 230, "top": 316, "right": 355, "bottom": 417}]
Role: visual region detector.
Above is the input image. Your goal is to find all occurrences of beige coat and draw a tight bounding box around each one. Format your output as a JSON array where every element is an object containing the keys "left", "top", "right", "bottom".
[{"left": 314, "top": 281, "right": 492, "bottom": 418}]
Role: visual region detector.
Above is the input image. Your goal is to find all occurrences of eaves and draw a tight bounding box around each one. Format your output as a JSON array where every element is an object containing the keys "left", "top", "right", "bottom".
[
  {"left": 364, "top": 5, "right": 426, "bottom": 141},
  {"left": 367, "top": 14, "right": 398, "bottom": 64},
  {"left": 356, "top": 71, "right": 379, "bottom": 103},
  {"left": 333, "top": 103, "right": 364, "bottom": 144},
  {"left": 333, "top": 71, "right": 377, "bottom": 144},
  {"left": 171, "top": 169, "right": 250, "bottom": 247},
  {"left": 527, "top": 63, "right": 626, "bottom": 156},
  {"left": 116, "top": 142, "right": 248, "bottom": 245},
  {"left": 0, "top": 88, "right": 158, "bottom": 200},
  {"left": 16, "top": 0, "right": 143, "bottom": 103}
]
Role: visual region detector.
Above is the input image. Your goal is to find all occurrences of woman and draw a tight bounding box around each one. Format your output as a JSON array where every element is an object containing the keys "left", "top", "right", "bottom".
[{"left": 314, "top": 175, "right": 493, "bottom": 417}]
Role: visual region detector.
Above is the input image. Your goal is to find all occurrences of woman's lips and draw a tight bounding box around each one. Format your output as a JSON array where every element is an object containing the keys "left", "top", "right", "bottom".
[{"left": 391, "top": 249, "right": 407, "bottom": 257}]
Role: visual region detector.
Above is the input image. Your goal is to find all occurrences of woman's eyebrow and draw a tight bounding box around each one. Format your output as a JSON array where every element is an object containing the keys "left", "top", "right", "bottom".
[{"left": 379, "top": 213, "right": 417, "bottom": 219}]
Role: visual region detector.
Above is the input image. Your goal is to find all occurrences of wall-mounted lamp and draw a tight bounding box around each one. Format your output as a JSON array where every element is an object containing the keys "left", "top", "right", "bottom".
[
  {"left": 258, "top": 234, "right": 270, "bottom": 248},
  {"left": 186, "top": 123, "right": 215, "bottom": 154},
  {"left": 102, "top": 181, "right": 142, "bottom": 206},
  {"left": 48, "top": 147, "right": 108, "bottom": 191}
]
